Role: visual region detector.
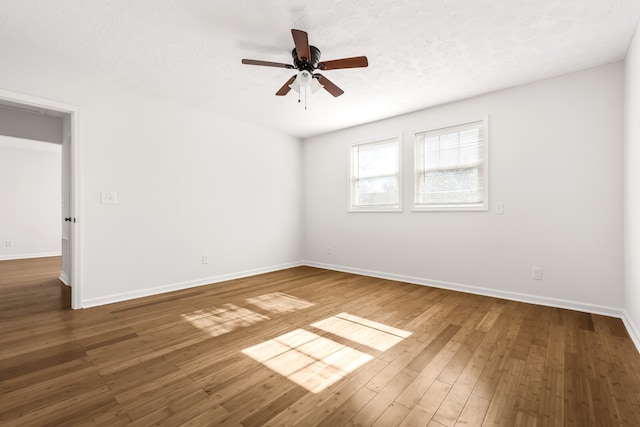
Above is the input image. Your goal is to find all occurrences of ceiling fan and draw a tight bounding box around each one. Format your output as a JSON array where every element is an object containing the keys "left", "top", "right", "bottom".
[{"left": 241, "top": 29, "right": 368, "bottom": 98}]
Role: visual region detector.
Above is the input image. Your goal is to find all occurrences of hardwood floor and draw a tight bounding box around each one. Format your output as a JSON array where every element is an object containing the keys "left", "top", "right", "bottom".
[{"left": 1, "top": 257, "right": 640, "bottom": 426}]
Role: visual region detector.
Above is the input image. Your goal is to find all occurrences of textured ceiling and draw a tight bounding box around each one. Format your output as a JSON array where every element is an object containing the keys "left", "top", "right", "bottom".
[{"left": 1, "top": 0, "right": 639, "bottom": 138}]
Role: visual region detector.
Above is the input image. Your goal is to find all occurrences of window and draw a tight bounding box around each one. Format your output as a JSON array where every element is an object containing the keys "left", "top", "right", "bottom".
[
  {"left": 349, "top": 136, "right": 401, "bottom": 212},
  {"left": 414, "top": 119, "right": 487, "bottom": 211}
]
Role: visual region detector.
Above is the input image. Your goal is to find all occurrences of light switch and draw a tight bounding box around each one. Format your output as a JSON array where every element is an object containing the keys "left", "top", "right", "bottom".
[{"left": 101, "top": 191, "right": 117, "bottom": 205}]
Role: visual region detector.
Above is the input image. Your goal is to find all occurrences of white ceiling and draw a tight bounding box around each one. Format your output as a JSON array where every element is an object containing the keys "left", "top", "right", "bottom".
[{"left": 2, "top": 0, "right": 639, "bottom": 139}]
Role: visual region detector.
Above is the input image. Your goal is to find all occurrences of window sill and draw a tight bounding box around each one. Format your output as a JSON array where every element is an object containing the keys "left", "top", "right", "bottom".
[
  {"left": 412, "top": 204, "right": 488, "bottom": 212},
  {"left": 348, "top": 207, "right": 403, "bottom": 213}
]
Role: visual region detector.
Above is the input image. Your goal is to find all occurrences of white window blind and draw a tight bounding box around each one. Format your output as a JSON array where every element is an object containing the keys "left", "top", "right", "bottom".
[
  {"left": 350, "top": 137, "right": 401, "bottom": 211},
  {"left": 414, "top": 120, "right": 487, "bottom": 210}
]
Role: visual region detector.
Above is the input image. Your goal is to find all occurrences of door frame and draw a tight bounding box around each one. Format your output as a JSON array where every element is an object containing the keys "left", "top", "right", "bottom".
[{"left": 0, "top": 89, "right": 82, "bottom": 309}]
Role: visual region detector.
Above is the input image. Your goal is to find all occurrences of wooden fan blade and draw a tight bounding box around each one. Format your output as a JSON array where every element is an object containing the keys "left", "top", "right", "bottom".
[
  {"left": 291, "top": 29, "right": 310, "bottom": 61},
  {"left": 242, "top": 59, "right": 294, "bottom": 69},
  {"left": 276, "top": 75, "right": 297, "bottom": 96},
  {"left": 316, "top": 74, "right": 344, "bottom": 97},
  {"left": 318, "top": 56, "right": 368, "bottom": 70}
]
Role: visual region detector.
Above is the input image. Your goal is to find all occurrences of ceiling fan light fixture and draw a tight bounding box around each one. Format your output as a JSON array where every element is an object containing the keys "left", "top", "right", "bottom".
[
  {"left": 310, "top": 77, "right": 323, "bottom": 93},
  {"left": 290, "top": 70, "right": 314, "bottom": 93},
  {"left": 290, "top": 70, "right": 323, "bottom": 95}
]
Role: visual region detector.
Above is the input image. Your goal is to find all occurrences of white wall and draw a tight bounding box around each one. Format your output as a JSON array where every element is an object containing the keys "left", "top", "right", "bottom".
[
  {"left": 625, "top": 23, "right": 640, "bottom": 342},
  {"left": 1, "top": 51, "right": 303, "bottom": 307},
  {"left": 0, "top": 136, "right": 62, "bottom": 260},
  {"left": 304, "top": 62, "right": 625, "bottom": 313}
]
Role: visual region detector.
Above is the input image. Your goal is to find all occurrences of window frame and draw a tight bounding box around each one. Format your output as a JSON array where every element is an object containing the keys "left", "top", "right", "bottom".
[
  {"left": 412, "top": 117, "right": 489, "bottom": 212},
  {"left": 348, "top": 134, "right": 403, "bottom": 213}
]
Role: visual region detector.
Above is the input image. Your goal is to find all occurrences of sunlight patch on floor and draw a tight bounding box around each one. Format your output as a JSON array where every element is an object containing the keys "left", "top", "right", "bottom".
[
  {"left": 246, "top": 292, "right": 315, "bottom": 314},
  {"left": 181, "top": 303, "right": 269, "bottom": 337},
  {"left": 242, "top": 314, "right": 411, "bottom": 393},
  {"left": 182, "top": 293, "right": 314, "bottom": 338},
  {"left": 242, "top": 329, "right": 373, "bottom": 393},
  {"left": 311, "top": 312, "right": 412, "bottom": 351}
]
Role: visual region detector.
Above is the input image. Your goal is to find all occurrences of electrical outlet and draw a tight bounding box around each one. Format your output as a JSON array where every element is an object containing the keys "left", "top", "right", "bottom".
[
  {"left": 327, "top": 246, "right": 332, "bottom": 255},
  {"left": 532, "top": 267, "right": 543, "bottom": 280},
  {"left": 202, "top": 255, "right": 209, "bottom": 264},
  {"left": 5, "top": 241, "right": 13, "bottom": 247},
  {"left": 496, "top": 203, "right": 504, "bottom": 214},
  {"left": 100, "top": 191, "right": 118, "bottom": 205}
]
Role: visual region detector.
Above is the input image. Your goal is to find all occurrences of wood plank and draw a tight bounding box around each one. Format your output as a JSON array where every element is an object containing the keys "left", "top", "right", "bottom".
[
  {"left": 399, "top": 380, "right": 452, "bottom": 427},
  {"left": 407, "top": 324, "right": 461, "bottom": 372},
  {"left": 454, "top": 393, "right": 489, "bottom": 426},
  {"left": 480, "top": 357, "right": 526, "bottom": 425},
  {"left": 394, "top": 339, "right": 462, "bottom": 409},
  {"left": 315, "top": 385, "right": 377, "bottom": 427},
  {"left": 373, "top": 402, "right": 412, "bottom": 427},
  {"left": 537, "top": 323, "right": 565, "bottom": 426},
  {"left": 348, "top": 368, "right": 417, "bottom": 425}
]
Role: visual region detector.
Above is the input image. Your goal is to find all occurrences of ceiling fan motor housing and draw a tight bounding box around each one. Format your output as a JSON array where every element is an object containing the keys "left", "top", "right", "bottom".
[{"left": 292, "top": 46, "right": 321, "bottom": 71}]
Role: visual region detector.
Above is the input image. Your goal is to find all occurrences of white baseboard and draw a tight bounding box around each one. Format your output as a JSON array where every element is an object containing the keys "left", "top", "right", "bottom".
[
  {"left": 303, "top": 261, "right": 625, "bottom": 319},
  {"left": 59, "top": 271, "right": 70, "bottom": 286},
  {"left": 621, "top": 311, "right": 640, "bottom": 353},
  {"left": 0, "top": 252, "right": 61, "bottom": 261},
  {"left": 80, "top": 261, "right": 304, "bottom": 308}
]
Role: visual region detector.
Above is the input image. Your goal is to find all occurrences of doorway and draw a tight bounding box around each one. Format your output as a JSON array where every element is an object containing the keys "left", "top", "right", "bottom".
[{"left": 0, "top": 89, "right": 81, "bottom": 309}]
